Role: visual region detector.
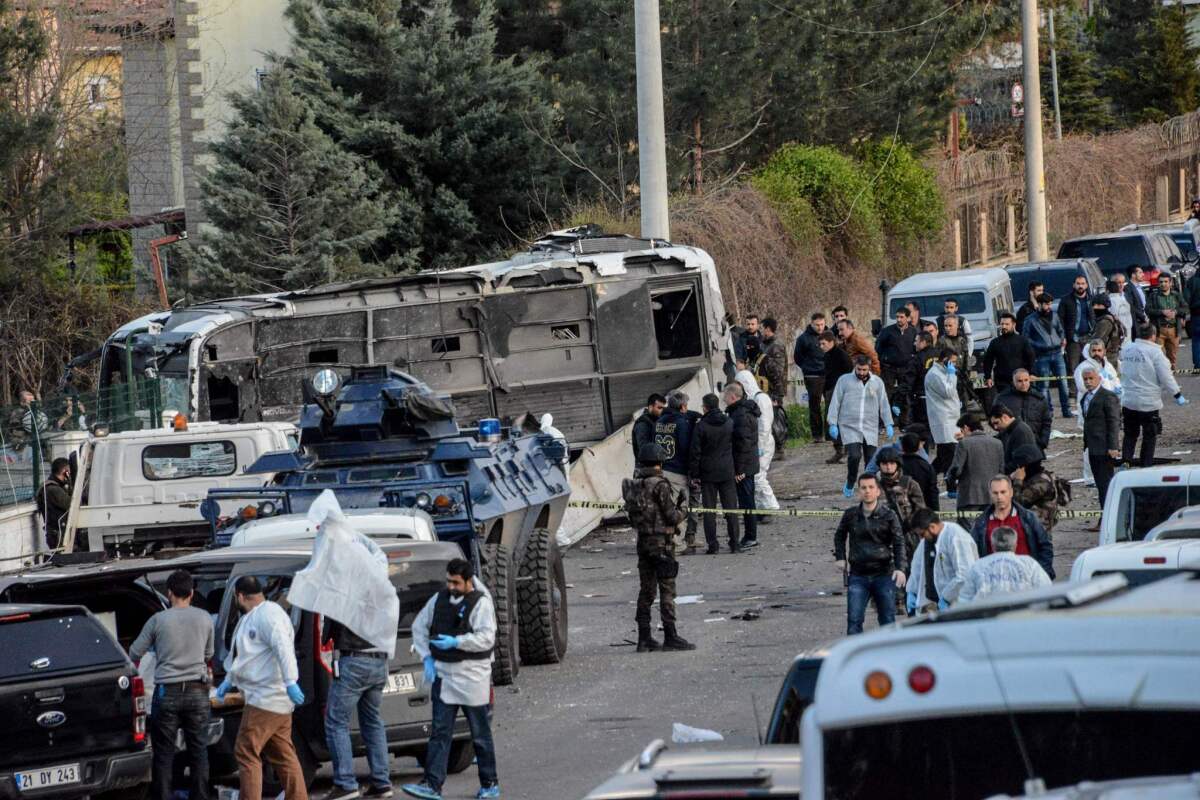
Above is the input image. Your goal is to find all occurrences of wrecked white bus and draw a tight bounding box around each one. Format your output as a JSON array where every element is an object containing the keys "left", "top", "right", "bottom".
[{"left": 91, "top": 228, "right": 730, "bottom": 451}]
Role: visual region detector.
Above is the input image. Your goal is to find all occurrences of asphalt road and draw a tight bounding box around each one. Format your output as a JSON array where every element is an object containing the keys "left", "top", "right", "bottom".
[{"left": 311, "top": 348, "right": 1200, "bottom": 800}]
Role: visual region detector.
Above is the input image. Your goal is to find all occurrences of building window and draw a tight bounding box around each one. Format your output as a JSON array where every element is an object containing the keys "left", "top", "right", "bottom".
[{"left": 87, "top": 78, "right": 107, "bottom": 109}]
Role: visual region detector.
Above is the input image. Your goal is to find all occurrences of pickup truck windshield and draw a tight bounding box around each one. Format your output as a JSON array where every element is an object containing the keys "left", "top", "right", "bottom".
[
  {"left": 889, "top": 292, "right": 985, "bottom": 318},
  {"left": 823, "top": 710, "right": 1200, "bottom": 800},
  {"left": 0, "top": 613, "right": 125, "bottom": 682}
]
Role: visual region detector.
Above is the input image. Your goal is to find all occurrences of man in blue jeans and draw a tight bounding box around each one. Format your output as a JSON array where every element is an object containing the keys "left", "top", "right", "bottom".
[
  {"left": 1021, "top": 292, "right": 1073, "bottom": 417},
  {"left": 403, "top": 558, "right": 499, "bottom": 800},
  {"left": 833, "top": 473, "right": 908, "bottom": 635},
  {"left": 320, "top": 616, "right": 394, "bottom": 799}
]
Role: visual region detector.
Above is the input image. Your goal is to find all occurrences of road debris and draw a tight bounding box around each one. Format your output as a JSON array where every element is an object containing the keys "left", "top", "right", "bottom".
[{"left": 672, "top": 723, "right": 724, "bottom": 743}]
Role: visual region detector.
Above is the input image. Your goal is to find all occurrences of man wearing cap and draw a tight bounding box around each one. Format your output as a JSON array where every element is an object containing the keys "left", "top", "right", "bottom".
[{"left": 623, "top": 443, "right": 695, "bottom": 652}]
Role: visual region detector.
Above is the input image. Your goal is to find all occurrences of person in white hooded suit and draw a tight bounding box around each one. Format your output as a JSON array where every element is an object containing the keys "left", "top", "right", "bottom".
[{"left": 735, "top": 368, "right": 779, "bottom": 519}]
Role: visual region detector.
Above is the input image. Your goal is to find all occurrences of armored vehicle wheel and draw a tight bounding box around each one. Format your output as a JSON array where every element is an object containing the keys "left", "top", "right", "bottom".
[
  {"left": 481, "top": 543, "right": 520, "bottom": 685},
  {"left": 518, "top": 527, "right": 568, "bottom": 664}
]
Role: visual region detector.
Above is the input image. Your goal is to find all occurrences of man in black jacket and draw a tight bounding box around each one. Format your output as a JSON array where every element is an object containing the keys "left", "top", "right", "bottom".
[
  {"left": 980, "top": 312, "right": 1035, "bottom": 393},
  {"left": 689, "top": 393, "right": 742, "bottom": 554},
  {"left": 900, "top": 432, "right": 938, "bottom": 510},
  {"left": 989, "top": 403, "right": 1042, "bottom": 473},
  {"left": 1058, "top": 274, "right": 1095, "bottom": 396},
  {"left": 1080, "top": 366, "right": 1122, "bottom": 515},
  {"left": 819, "top": 331, "right": 852, "bottom": 463},
  {"left": 632, "top": 393, "right": 666, "bottom": 460},
  {"left": 876, "top": 307, "right": 917, "bottom": 427},
  {"left": 833, "top": 473, "right": 908, "bottom": 635},
  {"left": 1121, "top": 267, "right": 1149, "bottom": 328},
  {"left": 1016, "top": 280, "right": 1043, "bottom": 330},
  {"left": 793, "top": 312, "right": 829, "bottom": 443},
  {"left": 724, "top": 382, "right": 761, "bottom": 548},
  {"left": 995, "top": 369, "right": 1052, "bottom": 450},
  {"left": 36, "top": 457, "right": 74, "bottom": 552}
]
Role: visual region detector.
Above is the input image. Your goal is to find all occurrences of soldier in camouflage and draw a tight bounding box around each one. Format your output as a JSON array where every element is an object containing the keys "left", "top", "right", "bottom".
[{"left": 623, "top": 443, "right": 697, "bottom": 653}]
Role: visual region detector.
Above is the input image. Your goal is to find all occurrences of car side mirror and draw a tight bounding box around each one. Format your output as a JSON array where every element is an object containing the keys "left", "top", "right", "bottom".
[
  {"left": 871, "top": 319, "right": 882, "bottom": 337},
  {"left": 1168, "top": 254, "right": 1182, "bottom": 265}
]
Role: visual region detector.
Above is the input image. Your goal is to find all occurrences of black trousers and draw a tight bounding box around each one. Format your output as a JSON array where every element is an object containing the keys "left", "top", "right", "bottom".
[
  {"left": 1121, "top": 407, "right": 1161, "bottom": 468},
  {"left": 932, "top": 442, "right": 956, "bottom": 475},
  {"left": 846, "top": 443, "right": 877, "bottom": 487},
  {"left": 1088, "top": 451, "right": 1117, "bottom": 508},
  {"left": 151, "top": 683, "right": 211, "bottom": 800},
  {"left": 804, "top": 376, "right": 826, "bottom": 441},
  {"left": 881, "top": 364, "right": 911, "bottom": 427},
  {"left": 700, "top": 480, "right": 740, "bottom": 549},
  {"left": 1065, "top": 341, "right": 1083, "bottom": 396},
  {"left": 736, "top": 476, "right": 758, "bottom": 542}
]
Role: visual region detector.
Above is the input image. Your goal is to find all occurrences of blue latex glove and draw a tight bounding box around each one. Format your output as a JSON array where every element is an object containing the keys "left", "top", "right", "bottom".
[
  {"left": 214, "top": 678, "right": 232, "bottom": 701},
  {"left": 891, "top": 405, "right": 901, "bottom": 417},
  {"left": 430, "top": 634, "right": 461, "bottom": 650},
  {"left": 286, "top": 682, "right": 305, "bottom": 705},
  {"left": 1177, "top": 395, "right": 1189, "bottom": 407},
  {"left": 885, "top": 424, "right": 895, "bottom": 439},
  {"left": 829, "top": 424, "right": 839, "bottom": 440},
  {"left": 947, "top": 491, "right": 958, "bottom": 500},
  {"left": 905, "top": 592, "right": 917, "bottom": 614},
  {"left": 423, "top": 655, "right": 437, "bottom": 685},
  {"left": 937, "top": 598, "right": 950, "bottom": 611}
]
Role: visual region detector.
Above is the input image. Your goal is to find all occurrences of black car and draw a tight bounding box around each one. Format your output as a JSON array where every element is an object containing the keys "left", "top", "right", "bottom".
[
  {"left": 0, "top": 603, "right": 151, "bottom": 800},
  {"left": 1057, "top": 230, "right": 1185, "bottom": 288},
  {"left": 1005, "top": 259, "right": 1107, "bottom": 314},
  {"left": 765, "top": 647, "right": 828, "bottom": 745},
  {"left": 0, "top": 539, "right": 472, "bottom": 790}
]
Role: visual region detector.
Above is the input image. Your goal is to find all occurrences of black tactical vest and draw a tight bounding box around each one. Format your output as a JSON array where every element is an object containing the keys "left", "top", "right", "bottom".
[{"left": 429, "top": 589, "right": 492, "bottom": 663}]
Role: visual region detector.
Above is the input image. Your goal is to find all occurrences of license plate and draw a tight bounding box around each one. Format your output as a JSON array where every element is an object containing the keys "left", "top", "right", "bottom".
[
  {"left": 383, "top": 672, "right": 416, "bottom": 695},
  {"left": 15, "top": 763, "right": 80, "bottom": 792}
]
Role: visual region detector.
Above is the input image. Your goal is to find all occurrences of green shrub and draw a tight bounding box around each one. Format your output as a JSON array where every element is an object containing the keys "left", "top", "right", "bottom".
[
  {"left": 856, "top": 138, "right": 945, "bottom": 244},
  {"left": 784, "top": 402, "right": 811, "bottom": 447},
  {"left": 753, "top": 143, "right": 885, "bottom": 266}
]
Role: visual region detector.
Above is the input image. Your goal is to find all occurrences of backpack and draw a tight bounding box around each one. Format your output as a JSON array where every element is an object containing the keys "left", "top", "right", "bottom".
[
  {"left": 751, "top": 353, "right": 770, "bottom": 393},
  {"left": 622, "top": 476, "right": 654, "bottom": 527},
  {"left": 1051, "top": 473, "right": 1073, "bottom": 525}
]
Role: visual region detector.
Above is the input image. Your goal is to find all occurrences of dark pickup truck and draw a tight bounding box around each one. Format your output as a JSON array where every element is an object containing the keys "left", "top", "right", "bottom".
[{"left": 0, "top": 603, "right": 150, "bottom": 800}]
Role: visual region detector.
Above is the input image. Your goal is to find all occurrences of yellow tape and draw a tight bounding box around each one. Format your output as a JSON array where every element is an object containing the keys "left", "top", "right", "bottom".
[{"left": 567, "top": 500, "right": 1103, "bottom": 518}]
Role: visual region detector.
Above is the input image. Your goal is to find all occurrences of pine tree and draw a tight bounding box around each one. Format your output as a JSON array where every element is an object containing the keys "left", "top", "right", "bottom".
[
  {"left": 1041, "top": 8, "right": 1114, "bottom": 134},
  {"left": 186, "top": 68, "right": 399, "bottom": 297},
  {"left": 1097, "top": 0, "right": 1200, "bottom": 124},
  {"left": 286, "top": 0, "right": 558, "bottom": 268}
]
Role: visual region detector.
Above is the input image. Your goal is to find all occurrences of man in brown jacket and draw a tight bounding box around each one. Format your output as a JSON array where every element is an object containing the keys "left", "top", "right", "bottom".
[
  {"left": 835, "top": 319, "right": 881, "bottom": 375},
  {"left": 754, "top": 317, "right": 790, "bottom": 457}
]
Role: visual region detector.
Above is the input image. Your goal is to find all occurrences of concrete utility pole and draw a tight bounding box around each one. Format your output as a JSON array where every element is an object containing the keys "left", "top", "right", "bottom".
[
  {"left": 634, "top": 0, "right": 670, "bottom": 240},
  {"left": 1021, "top": 0, "right": 1050, "bottom": 261},
  {"left": 1048, "top": 8, "right": 1063, "bottom": 141}
]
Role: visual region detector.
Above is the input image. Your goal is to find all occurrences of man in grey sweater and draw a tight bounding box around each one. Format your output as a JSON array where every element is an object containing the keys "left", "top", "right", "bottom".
[
  {"left": 945, "top": 413, "right": 1005, "bottom": 528},
  {"left": 130, "top": 570, "right": 215, "bottom": 800}
]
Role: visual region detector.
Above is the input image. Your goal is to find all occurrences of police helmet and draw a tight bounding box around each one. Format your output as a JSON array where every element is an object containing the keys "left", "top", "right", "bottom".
[{"left": 638, "top": 442, "right": 667, "bottom": 464}]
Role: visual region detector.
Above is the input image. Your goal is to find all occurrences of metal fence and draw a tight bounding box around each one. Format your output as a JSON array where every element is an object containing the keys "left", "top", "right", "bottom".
[{"left": 0, "top": 378, "right": 164, "bottom": 507}]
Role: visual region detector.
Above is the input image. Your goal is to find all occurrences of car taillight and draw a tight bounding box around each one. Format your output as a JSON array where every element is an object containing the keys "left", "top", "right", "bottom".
[
  {"left": 908, "top": 665, "right": 936, "bottom": 694},
  {"left": 314, "top": 613, "right": 334, "bottom": 675},
  {"left": 1144, "top": 556, "right": 1168, "bottom": 565},
  {"left": 132, "top": 676, "right": 147, "bottom": 743}
]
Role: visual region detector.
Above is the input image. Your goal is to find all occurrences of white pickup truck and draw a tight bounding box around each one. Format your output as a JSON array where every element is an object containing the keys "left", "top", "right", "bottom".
[
  {"left": 0, "top": 421, "right": 296, "bottom": 563},
  {"left": 1071, "top": 506, "right": 1200, "bottom": 586}
]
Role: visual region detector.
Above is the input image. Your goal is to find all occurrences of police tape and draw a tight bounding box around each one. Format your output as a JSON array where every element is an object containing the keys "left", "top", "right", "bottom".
[{"left": 567, "top": 499, "right": 1103, "bottom": 518}]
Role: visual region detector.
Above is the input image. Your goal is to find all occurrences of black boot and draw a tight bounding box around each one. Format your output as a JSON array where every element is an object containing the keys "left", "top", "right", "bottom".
[
  {"left": 637, "top": 624, "right": 661, "bottom": 653},
  {"left": 661, "top": 623, "right": 696, "bottom": 651}
]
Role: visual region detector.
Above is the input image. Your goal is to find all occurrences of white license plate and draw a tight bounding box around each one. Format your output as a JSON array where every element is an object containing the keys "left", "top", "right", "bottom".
[
  {"left": 15, "top": 763, "right": 80, "bottom": 792},
  {"left": 383, "top": 672, "right": 416, "bottom": 695}
]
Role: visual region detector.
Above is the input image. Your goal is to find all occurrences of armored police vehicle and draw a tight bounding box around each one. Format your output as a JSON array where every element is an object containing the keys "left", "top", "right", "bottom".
[
  {"left": 206, "top": 365, "right": 571, "bottom": 685},
  {"left": 92, "top": 227, "right": 728, "bottom": 451}
]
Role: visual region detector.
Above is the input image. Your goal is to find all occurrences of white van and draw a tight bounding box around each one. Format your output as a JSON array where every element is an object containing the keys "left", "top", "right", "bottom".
[
  {"left": 882, "top": 267, "right": 1014, "bottom": 354},
  {"left": 1097, "top": 465, "right": 1200, "bottom": 545},
  {"left": 1071, "top": 506, "right": 1200, "bottom": 586},
  {"left": 800, "top": 574, "right": 1200, "bottom": 799}
]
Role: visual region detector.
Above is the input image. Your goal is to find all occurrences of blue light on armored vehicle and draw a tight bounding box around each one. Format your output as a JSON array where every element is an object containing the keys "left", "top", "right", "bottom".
[{"left": 477, "top": 418, "right": 501, "bottom": 443}]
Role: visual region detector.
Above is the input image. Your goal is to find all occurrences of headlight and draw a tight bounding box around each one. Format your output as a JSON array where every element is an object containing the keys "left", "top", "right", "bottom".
[
  {"left": 312, "top": 368, "right": 340, "bottom": 396},
  {"left": 415, "top": 492, "right": 432, "bottom": 509}
]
